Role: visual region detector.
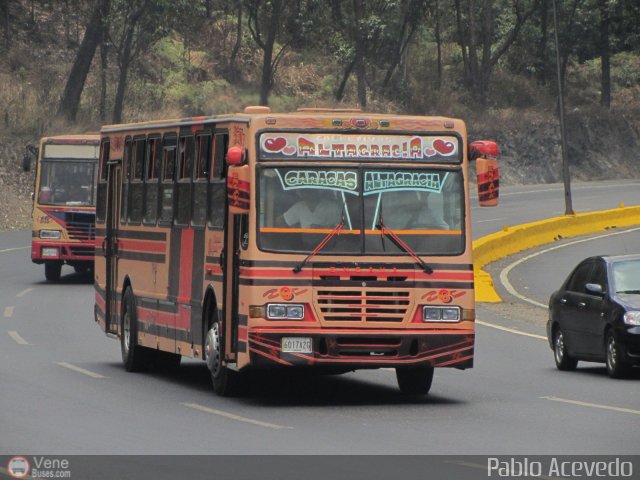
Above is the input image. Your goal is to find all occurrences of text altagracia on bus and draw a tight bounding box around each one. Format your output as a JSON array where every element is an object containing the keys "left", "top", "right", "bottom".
[
  {"left": 25, "top": 134, "right": 100, "bottom": 281},
  {"left": 94, "top": 106, "right": 499, "bottom": 396}
]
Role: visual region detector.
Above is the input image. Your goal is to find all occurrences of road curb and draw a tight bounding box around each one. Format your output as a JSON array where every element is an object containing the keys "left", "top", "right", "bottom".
[{"left": 472, "top": 204, "right": 640, "bottom": 302}]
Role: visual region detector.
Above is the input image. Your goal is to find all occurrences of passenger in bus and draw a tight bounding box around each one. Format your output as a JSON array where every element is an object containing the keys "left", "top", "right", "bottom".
[
  {"left": 381, "top": 191, "right": 449, "bottom": 230},
  {"left": 280, "top": 189, "right": 342, "bottom": 229}
]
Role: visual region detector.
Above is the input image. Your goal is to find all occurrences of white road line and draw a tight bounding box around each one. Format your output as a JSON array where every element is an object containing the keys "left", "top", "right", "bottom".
[
  {"left": 16, "top": 287, "right": 34, "bottom": 298},
  {"left": 8, "top": 330, "right": 29, "bottom": 345},
  {"left": 4, "top": 306, "right": 14, "bottom": 318},
  {"left": 542, "top": 396, "right": 640, "bottom": 416},
  {"left": 499, "top": 227, "right": 640, "bottom": 308},
  {"left": 475, "top": 217, "right": 507, "bottom": 224},
  {"left": 0, "top": 246, "right": 30, "bottom": 254},
  {"left": 56, "top": 362, "right": 106, "bottom": 379},
  {"left": 476, "top": 320, "right": 547, "bottom": 340},
  {"left": 181, "top": 402, "right": 292, "bottom": 430}
]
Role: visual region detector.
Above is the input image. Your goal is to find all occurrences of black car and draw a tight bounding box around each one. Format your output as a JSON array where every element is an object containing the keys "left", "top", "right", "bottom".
[{"left": 547, "top": 254, "right": 640, "bottom": 378}]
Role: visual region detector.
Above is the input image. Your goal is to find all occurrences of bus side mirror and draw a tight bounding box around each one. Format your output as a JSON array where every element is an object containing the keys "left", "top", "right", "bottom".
[
  {"left": 470, "top": 140, "right": 499, "bottom": 207},
  {"left": 227, "top": 164, "right": 250, "bottom": 214}
]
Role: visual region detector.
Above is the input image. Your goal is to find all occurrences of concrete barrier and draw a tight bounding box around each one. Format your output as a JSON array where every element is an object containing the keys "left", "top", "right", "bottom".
[{"left": 472, "top": 204, "right": 640, "bottom": 302}]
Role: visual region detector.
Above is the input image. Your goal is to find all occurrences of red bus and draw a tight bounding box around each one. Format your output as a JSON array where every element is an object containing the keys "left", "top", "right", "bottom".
[
  {"left": 29, "top": 135, "right": 100, "bottom": 281},
  {"left": 94, "top": 107, "right": 499, "bottom": 395}
]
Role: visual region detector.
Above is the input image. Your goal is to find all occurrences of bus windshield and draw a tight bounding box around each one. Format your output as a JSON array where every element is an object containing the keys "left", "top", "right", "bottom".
[
  {"left": 258, "top": 166, "right": 465, "bottom": 256},
  {"left": 38, "top": 159, "right": 97, "bottom": 206}
]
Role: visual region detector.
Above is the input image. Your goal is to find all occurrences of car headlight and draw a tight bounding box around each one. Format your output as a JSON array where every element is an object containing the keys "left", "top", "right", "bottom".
[
  {"left": 40, "top": 229, "right": 61, "bottom": 239},
  {"left": 267, "top": 303, "right": 304, "bottom": 320},
  {"left": 423, "top": 306, "right": 461, "bottom": 322},
  {"left": 623, "top": 311, "right": 640, "bottom": 326}
]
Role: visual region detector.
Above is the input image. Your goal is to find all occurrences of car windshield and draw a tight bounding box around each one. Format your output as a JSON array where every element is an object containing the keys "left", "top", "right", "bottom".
[
  {"left": 38, "top": 160, "right": 97, "bottom": 206},
  {"left": 258, "top": 166, "right": 464, "bottom": 255},
  {"left": 612, "top": 259, "right": 640, "bottom": 293}
]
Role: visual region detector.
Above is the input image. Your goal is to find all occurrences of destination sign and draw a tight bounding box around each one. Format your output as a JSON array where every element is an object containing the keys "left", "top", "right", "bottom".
[{"left": 259, "top": 133, "right": 460, "bottom": 163}]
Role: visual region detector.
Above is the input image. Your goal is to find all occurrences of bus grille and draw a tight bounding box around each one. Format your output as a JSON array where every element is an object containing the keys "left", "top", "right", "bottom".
[
  {"left": 317, "top": 290, "right": 410, "bottom": 322},
  {"left": 65, "top": 212, "right": 96, "bottom": 241}
]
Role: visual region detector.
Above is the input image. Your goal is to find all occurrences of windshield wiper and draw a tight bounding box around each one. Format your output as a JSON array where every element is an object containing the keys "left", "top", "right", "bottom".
[
  {"left": 376, "top": 216, "right": 433, "bottom": 274},
  {"left": 616, "top": 290, "right": 640, "bottom": 294},
  {"left": 293, "top": 214, "right": 345, "bottom": 274}
]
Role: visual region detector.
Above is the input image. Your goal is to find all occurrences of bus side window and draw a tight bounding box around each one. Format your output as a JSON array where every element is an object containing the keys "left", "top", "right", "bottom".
[
  {"left": 193, "top": 132, "right": 212, "bottom": 227},
  {"left": 144, "top": 136, "right": 161, "bottom": 225},
  {"left": 120, "top": 137, "right": 132, "bottom": 225},
  {"left": 96, "top": 138, "right": 110, "bottom": 223},
  {"left": 128, "top": 136, "right": 145, "bottom": 224},
  {"left": 159, "top": 135, "right": 176, "bottom": 225},
  {"left": 176, "top": 135, "right": 195, "bottom": 226},
  {"left": 208, "top": 132, "right": 229, "bottom": 230}
]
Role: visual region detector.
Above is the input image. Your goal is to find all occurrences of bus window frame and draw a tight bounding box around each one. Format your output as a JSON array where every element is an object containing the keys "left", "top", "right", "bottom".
[
  {"left": 120, "top": 136, "right": 132, "bottom": 225},
  {"left": 143, "top": 134, "right": 162, "bottom": 226},
  {"left": 127, "top": 135, "right": 146, "bottom": 225},
  {"left": 175, "top": 134, "right": 195, "bottom": 227},
  {"left": 158, "top": 134, "right": 177, "bottom": 227},
  {"left": 96, "top": 138, "right": 110, "bottom": 223},
  {"left": 207, "top": 130, "right": 229, "bottom": 231},
  {"left": 192, "top": 130, "right": 213, "bottom": 229}
]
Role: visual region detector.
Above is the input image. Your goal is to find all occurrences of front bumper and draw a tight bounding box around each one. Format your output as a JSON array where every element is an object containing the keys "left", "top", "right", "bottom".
[
  {"left": 31, "top": 241, "right": 95, "bottom": 263},
  {"left": 619, "top": 326, "right": 640, "bottom": 364},
  {"left": 247, "top": 329, "right": 474, "bottom": 369}
]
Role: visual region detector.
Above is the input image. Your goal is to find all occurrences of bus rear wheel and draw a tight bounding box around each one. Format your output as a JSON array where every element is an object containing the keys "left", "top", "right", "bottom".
[
  {"left": 44, "top": 262, "right": 62, "bottom": 282},
  {"left": 121, "top": 288, "right": 152, "bottom": 372},
  {"left": 204, "top": 321, "right": 239, "bottom": 396},
  {"left": 396, "top": 366, "right": 434, "bottom": 395}
]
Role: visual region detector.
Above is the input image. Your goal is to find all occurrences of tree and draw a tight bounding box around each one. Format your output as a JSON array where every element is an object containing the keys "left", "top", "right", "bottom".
[
  {"left": 597, "top": 0, "right": 610, "bottom": 108},
  {"left": 57, "top": 0, "right": 109, "bottom": 122}
]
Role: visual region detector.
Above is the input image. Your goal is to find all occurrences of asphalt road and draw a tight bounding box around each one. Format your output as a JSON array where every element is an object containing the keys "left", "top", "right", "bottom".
[{"left": 1, "top": 180, "right": 640, "bottom": 461}]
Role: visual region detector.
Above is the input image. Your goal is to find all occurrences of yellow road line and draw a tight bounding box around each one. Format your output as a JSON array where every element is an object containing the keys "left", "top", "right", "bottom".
[
  {"left": 8, "top": 330, "right": 29, "bottom": 345},
  {"left": 181, "top": 402, "right": 292, "bottom": 430},
  {"left": 0, "top": 246, "right": 30, "bottom": 254},
  {"left": 476, "top": 320, "right": 547, "bottom": 340},
  {"left": 17, "top": 287, "right": 34, "bottom": 298},
  {"left": 56, "top": 362, "right": 106, "bottom": 379},
  {"left": 542, "top": 396, "right": 640, "bottom": 416},
  {"left": 3, "top": 306, "right": 14, "bottom": 318}
]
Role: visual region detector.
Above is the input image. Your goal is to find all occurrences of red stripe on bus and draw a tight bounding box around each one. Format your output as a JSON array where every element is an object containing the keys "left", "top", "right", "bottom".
[
  {"left": 237, "top": 267, "right": 473, "bottom": 281},
  {"left": 178, "top": 229, "right": 194, "bottom": 303},
  {"left": 118, "top": 239, "right": 166, "bottom": 253}
]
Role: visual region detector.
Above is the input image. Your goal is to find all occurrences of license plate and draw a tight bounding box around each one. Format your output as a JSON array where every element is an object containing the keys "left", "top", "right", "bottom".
[{"left": 281, "top": 337, "right": 312, "bottom": 354}]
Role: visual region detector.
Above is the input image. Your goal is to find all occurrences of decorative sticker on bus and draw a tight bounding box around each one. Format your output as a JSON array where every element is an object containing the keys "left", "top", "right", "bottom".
[
  {"left": 363, "top": 171, "right": 449, "bottom": 195},
  {"left": 275, "top": 169, "right": 359, "bottom": 193},
  {"left": 259, "top": 133, "right": 459, "bottom": 162}
]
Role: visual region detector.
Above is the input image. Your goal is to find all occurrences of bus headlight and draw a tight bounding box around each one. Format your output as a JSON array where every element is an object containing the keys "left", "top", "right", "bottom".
[
  {"left": 39, "top": 229, "right": 61, "bottom": 239},
  {"left": 423, "top": 306, "right": 461, "bottom": 322},
  {"left": 267, "top": 303, "right": 305, "bottom": 320}
]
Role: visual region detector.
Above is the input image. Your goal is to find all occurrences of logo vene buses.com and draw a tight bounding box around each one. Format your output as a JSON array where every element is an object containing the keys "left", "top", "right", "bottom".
[{"left": 7, "top": 456, "right": 30, "bottom": 478}]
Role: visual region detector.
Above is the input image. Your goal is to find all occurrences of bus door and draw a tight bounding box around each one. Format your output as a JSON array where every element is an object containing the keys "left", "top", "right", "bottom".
[
  {"left": 104, "top": 162, "right": 122, "bottom": 336},
  {"left": 222, "top": 214, "right": 245, "bottom": 364}
]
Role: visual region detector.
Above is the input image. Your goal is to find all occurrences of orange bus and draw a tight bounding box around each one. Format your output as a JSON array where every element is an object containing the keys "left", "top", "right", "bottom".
[
  {"left": 29, "top": 135, "right": 100, "bottom": 281},
  {"left": 94, "top": 107, "right": 499, "bottom": 395}
]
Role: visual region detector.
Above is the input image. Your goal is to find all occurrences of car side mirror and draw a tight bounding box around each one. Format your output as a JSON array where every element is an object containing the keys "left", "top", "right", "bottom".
[{"left": 585, "top": 283, "right": 604, "bottom": 296}]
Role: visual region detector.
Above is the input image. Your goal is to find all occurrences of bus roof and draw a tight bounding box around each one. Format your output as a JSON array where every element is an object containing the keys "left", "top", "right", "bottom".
[
  {"left": 100, "top": 107, "right": 466, "bottom": 134},
  {"left": 41, "top": 134, "right": 100, "bottom": 145}
]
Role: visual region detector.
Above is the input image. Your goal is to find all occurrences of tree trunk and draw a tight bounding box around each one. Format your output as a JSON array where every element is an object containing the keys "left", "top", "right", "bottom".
[
  {"left": 353, "top": 0, "right": 367, "bottom": 108},
  {"left": 99, "top": 9, "right": 108, "bottom": 121},
  {"left": 435, "top": 0, "right": 442, "bottom": 89},
  {"left": 598, "top": 0, "right": 611, "bottom": 109},
  {"left": 537, "top": 0, "right": 549, "bottom": 83},
  {"left": 228, "top": 0, "right": 243, "bottom": 82},
  {"left": 1, "top": 0, "right": 9, "bottom": 48},
  {"left": 112, "top": 25, "right": 135, "bottom": 123},
  {"left": 258, "top": 0, "right": 282, "bottom": 105},
  {"left": 335, "top": 59, "right": 356, "bottom": 101},
  {"left": 57, "top": 0, "right": 109, "bottom": 122}
]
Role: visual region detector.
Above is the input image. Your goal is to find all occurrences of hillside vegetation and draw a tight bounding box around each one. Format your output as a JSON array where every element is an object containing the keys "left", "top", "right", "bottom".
[{"left": 1, "top": 0, "right": 640, "bottom": 230}]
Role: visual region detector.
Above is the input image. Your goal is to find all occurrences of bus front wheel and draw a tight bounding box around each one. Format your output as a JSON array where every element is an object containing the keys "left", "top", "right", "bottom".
[
  {"left": 396, "top": 366, "right": 434, "bottom": 395},
  {"left": 44, "top": 262, "right": 62, "bottom": 282},
  {"left": 205, "top": 321, "right": 239, "bottom": 396}
]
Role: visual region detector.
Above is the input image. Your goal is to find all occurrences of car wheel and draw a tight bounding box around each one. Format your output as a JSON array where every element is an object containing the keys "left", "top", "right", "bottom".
[
  {"left": 204, "top": 321, "right": 239, "bottom": 396},
  {"left": 606, "top": 331, "right": 631, "bottom": 379},
  {"left": 44, "top": 262, "right": 62, "bottom": 282},
  {"left": 553, "top": 328, "right": 578, "bottom": 371},
  {"left": 121, "top": 288, "right": 152, "bottom": 372},
  {"left": 396, "top": 366, "right": 434, "bottom": 395}
]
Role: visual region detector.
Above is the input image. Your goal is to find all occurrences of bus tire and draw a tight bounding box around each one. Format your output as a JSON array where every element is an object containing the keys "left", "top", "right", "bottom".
[
  {"left": 204, "top": 321, "right": 239, "bottom": 396},
  {"left": 396, "top": 366, "right": 434, "bottom": 395},
  {"left": 121, "top": 287, "right": 151, "bottom": 372},
  {"left": 44, "top": 262, "right": 62, "bottom": 282}
]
